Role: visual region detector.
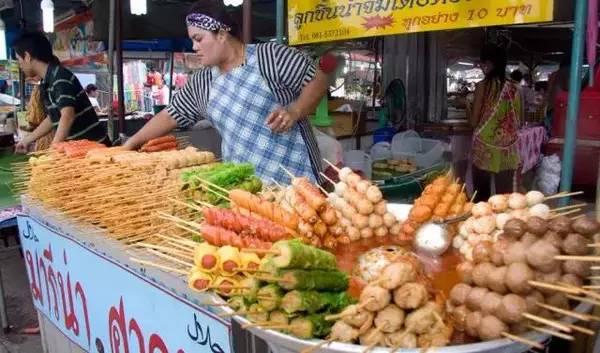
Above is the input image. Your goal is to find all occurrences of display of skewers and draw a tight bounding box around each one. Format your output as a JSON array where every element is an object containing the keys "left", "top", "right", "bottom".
[{"left": 447, "top": 214, "right": 600, "bottom": 344}]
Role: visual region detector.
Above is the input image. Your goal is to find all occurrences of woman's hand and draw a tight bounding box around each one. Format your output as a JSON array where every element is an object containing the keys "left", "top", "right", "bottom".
[{"left": 266, "top": 106, "right": 301, "bottom": 133}]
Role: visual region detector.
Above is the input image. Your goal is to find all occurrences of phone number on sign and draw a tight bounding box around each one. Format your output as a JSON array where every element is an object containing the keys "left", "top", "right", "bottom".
[{"left": 309, "top": 28, "right": 351, "bottom": 41}]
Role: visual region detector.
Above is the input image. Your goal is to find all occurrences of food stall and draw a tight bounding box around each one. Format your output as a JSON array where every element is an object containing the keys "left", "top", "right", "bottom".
[{"left": 9, "top": 135, "right": 598, "bottom": 353}]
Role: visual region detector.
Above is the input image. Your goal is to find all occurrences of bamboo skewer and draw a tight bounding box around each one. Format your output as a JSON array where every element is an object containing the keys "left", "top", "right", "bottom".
[
  {"left": 566, "top": 294, "right": 600, "bottom": 307},
  {"left": 522, "top": 313, "right": 572, "bottom": 332},
  {"left": 501, "top": 332, "right": 544, "bottom": 349},
  {"left": 536, "top": 302, "right": 597, "bottom": 322},
  {"left": 130, "top": 258, "right": 188, "bottom": 275},
  {"left": 241, "top": 248, "right": 280, "bottom": 255},
  {"left": 555, "top": 255, "right": 600, "bottom": 262},
  {"left": 147, "top": 249, "right": 193, "bottom": 268},
  {"left": 544, "top": 191, "right": 584, "bottom": 201},
  {"left": 565, "top": 323, "right": 595, "bottom": 336},
  {"left": 550, "top": 208, "right": 583, "bottom": 219},
  {"left": 528, "top": 281, "right": 581, "bottom": 295},
  {"left": 527, "top": 325, "right": 575, "bottom": 341},
  {"left": 323, "top": 159, "right": 340, "bottom": 172},
  {"left": 550, "top": 203, "right": 587, "bottom": 213}
]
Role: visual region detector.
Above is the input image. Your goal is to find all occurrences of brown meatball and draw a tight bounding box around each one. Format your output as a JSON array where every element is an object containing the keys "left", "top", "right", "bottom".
[
  {"left": 466, "top": 287, "right": 489, "bottom": 311},
  {"left": 561, "top": 273, "right": 583, "bottom": 288},
  {"left": 473, "top": 241, "right": 493, "bottom": 264},
  {"left": 524, "top": 291, "right": 545, "bottom": 314},
  {"left": 473, "top": 262, "right": 495, "bottom": 288},
  {"left": 503, "top": 219, "right": 527, "bottom": 238},
  {"left": 478, "top": 315, "right": 508, "bottom": 340},
  {"left": 457, "top": 261, "right": 474, "bottom": 284},
  {"left": 360, "top": 285, "right": 391, "bottom": 312},
  {"left": 526, "top": 240, "right": 560, "bottom": 273},
  {"left": 374, "top": 304, "right": 405, "bottom": 333},
  {"left": 359, "top": 327, "right": 384, "bottom": 346},
  {"left": 503, "top": 241, "right": 528, "bottom": 265},
  {"left": 545, "top": 293, "right": 569, "bottom": 319},
  {"left": 542, "top": 231, "right": 563, "bottom": 249},
  {"left": 465, "top": 311, "right": 483, "bottom": 338},
  {"left": 521, "top": 232, "right": 539, "bottom": 247},
  {"left": 535, "top": 271, "right": 562, "bottom": 295},
  {"left": 571, "top": 217, "right": 600, "bottom": 236},
  {"left": 487, "top": 266, "right": 508, "bottom": 294},
  {"left": 496, "top": 294, "right": 527, "bottom": 324},
  {"left": 549, "top": 216, "right": 572, "bottom": 235},
  {"left": 527, "top": 216, "right": 548, "bottom": 236},
  {"left": 449, "top": 283, "right": 472, "bottom": 306},
  {"left": 481, "top": 292, "right": 503, "bottom": 315},
  {"left": 393, "top": 282, "right": 428, "bottom": 309},
  {"left": 562, "top": 233, "right": 589, "bottom": 256},
  {"left": 563, "top": 260, "right": 591, "bottom": 277},
  {"left": 450, "top": 305, "right": 469, "bottom": 332},
  {"left": 510, "top": 322, "right": 529, "bottom": 334},
  {"left": 490, "top": 238, "right": 509, "bottom": 266},
  {"left": 505, "top": 262, "right": 534, "bottom": 295}
]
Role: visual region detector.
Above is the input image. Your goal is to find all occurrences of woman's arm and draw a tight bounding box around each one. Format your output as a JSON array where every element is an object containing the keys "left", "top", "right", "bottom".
[
  {"left": 470, "top": 82, "right": 485, "bottom": 128},
  {"left": 122, "top": 109, "right": 178, "bottom": 150},
  {"left": 267, "top": 69, "right": 329, "bottom": 132}
]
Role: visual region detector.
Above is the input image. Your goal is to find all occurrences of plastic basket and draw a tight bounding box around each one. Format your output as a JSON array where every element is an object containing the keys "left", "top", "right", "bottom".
[{"left": 391, "top": 130, "right": 444, "bottom": 168}]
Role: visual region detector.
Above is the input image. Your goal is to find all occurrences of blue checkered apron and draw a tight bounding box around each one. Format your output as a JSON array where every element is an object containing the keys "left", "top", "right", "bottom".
[{"left": 206, "top": 45, "right": 316, "bottom": 184}]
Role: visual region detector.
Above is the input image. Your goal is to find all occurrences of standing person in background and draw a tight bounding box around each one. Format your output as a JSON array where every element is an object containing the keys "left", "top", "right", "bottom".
[
  {"left": 510, "top": 70, "right": 525, "bottom": 123},
  {"left": 470, "top": 45, "right": 521, "bottom": 201},
  {"left": 12, "top": 32, "right": 109, "bottom": 153},
  {"left": 85, "top": 84, "right": 104, "bottom": 114}
]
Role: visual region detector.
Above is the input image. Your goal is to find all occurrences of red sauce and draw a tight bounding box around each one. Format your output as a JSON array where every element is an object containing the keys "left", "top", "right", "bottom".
[{"left": 333, "top": 235, "right": 462, "bottom": 298}]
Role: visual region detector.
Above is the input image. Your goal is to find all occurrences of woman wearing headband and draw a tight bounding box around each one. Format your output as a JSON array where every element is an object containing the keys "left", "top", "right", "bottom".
[{"left": 123, "top": 0, "right": 330, "bottom": 184}]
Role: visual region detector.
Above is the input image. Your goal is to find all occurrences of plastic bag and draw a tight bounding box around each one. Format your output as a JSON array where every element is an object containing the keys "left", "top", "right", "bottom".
[
  {"left": 313, "top": 127, "right": 343, "bottom": 170},
  {"left": 534, "top": 154, "right": 562, "bottom": 195}
]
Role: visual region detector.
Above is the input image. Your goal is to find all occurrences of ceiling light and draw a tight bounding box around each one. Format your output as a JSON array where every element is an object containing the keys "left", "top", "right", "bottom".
[
  {"left": 130, "top": 0, "right": 146, "bottom": 15},
  {"left": 41, "top": 0, "right": 54, "bottom": 33}
]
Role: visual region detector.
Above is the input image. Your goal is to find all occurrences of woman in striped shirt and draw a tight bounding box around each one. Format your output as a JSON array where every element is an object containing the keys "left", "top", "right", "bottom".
[{"left": 124, "top": 0, "right": 330, "bottom": 184}]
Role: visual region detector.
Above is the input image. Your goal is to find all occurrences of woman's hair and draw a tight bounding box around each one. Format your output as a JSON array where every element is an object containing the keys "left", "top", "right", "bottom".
[
  {"left": 12, "top": 32, "right": 60, "bottom": 64},
  {"left": 480, "top": 44, "right": 507, "bottom": 83},
  {"left": 85, "top": 84, "right": 98, "bottom": 94},
  {"left": 187, "top": 0, "right": 240, "bottom": 38}
]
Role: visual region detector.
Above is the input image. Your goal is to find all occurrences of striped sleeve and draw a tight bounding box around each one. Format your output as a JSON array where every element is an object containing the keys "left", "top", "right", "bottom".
[
  {"left": 263, "top": 43, "right": 317, "bottom": 97},
  {"left": 166, "top": 69, "right": 211, "bottom": 128}
]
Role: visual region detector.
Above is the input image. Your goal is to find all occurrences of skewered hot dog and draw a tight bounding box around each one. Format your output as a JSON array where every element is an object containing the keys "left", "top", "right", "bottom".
[
  {"left": 203, "top": 207, "right": 293, "bottom": 242},
  {"left": 229, "top": 189, "right": 299, "bottom": 230},
  {"left": 292, "top": 177, "right": 327, "bottom": 212},
  {"left": 200, "top": 223, "right": 272, "bottom": 249}
]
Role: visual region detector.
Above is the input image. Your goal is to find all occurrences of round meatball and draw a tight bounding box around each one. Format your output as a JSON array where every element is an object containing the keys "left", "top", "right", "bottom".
[
  {"left": 561, "top": 273, "right": 583, "bottom": 288},
  {"left": 526, "top": 240, "right": 560, "bottom": 273},
  {"left": 450, "top": 305, "right": 470, "bottom": 332},
  {"left": 489, "top": 195, "right": 509, "bottom": 213},
  {"left": 474, "top": 216, "right": 497, "bottom": 235},
  {"left": 487, "top": 266, "right": 508, "bottom": 294},
  {"left": 526, "top": 190, "right": 545, "bottom": 207},
  {"left": 490, "top": 239, "right": 509, "bottom": 266},
  {"left": 473, "top": 262, "right": 495, "bottom": 288},
  {"left": 508, "top": 193, "right": 528, "bottom": 210},
  {"left": 545, "top": 293, "right": 569, "bottom": 319},
  {"left": 562, "top": 233, "right": 589, "bottom": 256},
  {"left": 481, "top": 292, "right": 503, "bottom": 316},
  {"left": 374, "top": 304, "right": 405, "bottom": 333},
  {"left": 380, "top": 262, "right": 416, "bottom": 290},
  {"left": 472, "top": 202, "right": 493, "bottom": 217},
  {"left": 478, "top": 315, "right": 509, "bottom": 340},
  {"left": 384, "top": 330, "right": 417, "bottom": 349},
  {"left": 457, "top": 261, "right": 475, "bottom": 284},
  {"left": 496, "top": 294, "right": 527, "bottom": 324},
  {"left": 503, "top": 219, "right": 527, "bottom": 238},
  {"left": 393, "top": 282, "right": 428, "bottom": 310},
  {"left": 521, "top": 232, "right": 539, "bottom": 248},
  {"left": 496, "top": 213, "right": 512, "bottom": 230},
  {"left": 542, "top": 231, "right": 563, "bottom": 249},
  {"left": 571, "top": 217, "right": 600, "bottom": 236},
  {"left": 503, "top": 241, "right": 528, "bottom": 265},
  {"left": 529, "top": 203, "right": 551, "bottom": 220},
  {"left": 360, "top": 285, "right": 391, "bottom": 312},
  {"left": 450, "top": 283, "right": 472, "bottom": 306},
  {"left": 473, "top": 241, "right": 493, "bottom": 264},
  {"left": 465, "top": 311, "right": 483, "bottom": 338},
  {"left": 526, "top": 216, "right": 548, "bottom": 236},
  {"left": 563, "top": 260, "right": 591, "bottom": 277},
  {"left": 524, "top": 290, "right": 544, "bottom": 314},
  {"left": 505, "top": 262, "right": 534, "bottom": 295},
  {"left": 535, "top": 271, "right": 562, "bottom": 295},
  {"left": 359, "top": 327, "right": 384, "bottom": 346},
  {"left": 466, "top": 287, "right": 489, "bottom": 311},
  {"left": 549, "top": 216, "right": 572, "bottom": 235}
]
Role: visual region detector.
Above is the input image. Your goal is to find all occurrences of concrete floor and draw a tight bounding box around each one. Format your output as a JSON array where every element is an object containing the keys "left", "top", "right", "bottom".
[{"left": 0, "top": 231, "right": 42, "bottom": 353}]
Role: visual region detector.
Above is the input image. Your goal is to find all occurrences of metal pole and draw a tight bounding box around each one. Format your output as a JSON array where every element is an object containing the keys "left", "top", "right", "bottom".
[
  {"left": 243, "top": 0, "right": 252, "bottom": 44},
  {"left": 276, "top": 0, "right": 284, "bottom": 44},
  {"left": 18, "top": 0, "right": 25, "bottom": 111},
  {"left": 168, "top": 51, "right": 175, "bottom": 102},
  {"left": 115, "top": 0, "right": 125, "bottom": 136},
  {"left": 107, "top": 0, "right": 116, "bottom": 141},
  {"left": 558, "top": 0, "right": 587, "bottom": 206}
]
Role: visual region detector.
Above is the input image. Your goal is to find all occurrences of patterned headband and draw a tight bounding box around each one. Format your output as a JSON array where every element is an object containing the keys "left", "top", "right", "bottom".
[{"left": 186, "top": 13, "right": 231, "bottom": 32}]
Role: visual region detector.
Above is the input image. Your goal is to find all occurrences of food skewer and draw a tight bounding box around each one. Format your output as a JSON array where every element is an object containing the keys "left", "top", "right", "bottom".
[
  {"left": 550, "top": 208, "right": 583, "bottom": 219},
  {"left": 544, "top": 191, "right": 584, "bottom": 201},
  {"left": 550, "top": 203, "right": 587, "bottom": 213},
  {"left": 566, "top": 294, "right": 600, "bottom": 307},
  {"left": 555, "top": 255, "right": 600, "bottom": 262},
  {"left": 522, "top": 313, "right": 571, "bottom": 332},
  {"left": 146, "top": 249, "right": 194, "bottom": 268},
  {"left": 527, "top": 325, "right": 572, "bottom": 341},
  {"left": 536, "top": 302, "right": 598, "bottom": 322},
  {"left": 500, "top": 332, "right": 544, "bottom": 350}
]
